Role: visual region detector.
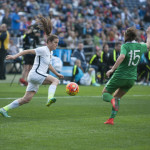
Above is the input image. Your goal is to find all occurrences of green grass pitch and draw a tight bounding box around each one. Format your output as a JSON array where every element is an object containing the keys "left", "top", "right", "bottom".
[{"left": 0, "top": 81, "right": 150, "bottom": 150}]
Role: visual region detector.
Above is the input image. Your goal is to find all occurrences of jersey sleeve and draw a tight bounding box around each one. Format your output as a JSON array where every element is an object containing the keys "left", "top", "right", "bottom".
[
  {"left": 120, "top": 44, "right": 127, "bottom": 56},
  {"left": 140, "top": 43, "right": 147, "bottom": 53},
  {"left": 35, "top": 47, "right": 43, "bottom": 56}
]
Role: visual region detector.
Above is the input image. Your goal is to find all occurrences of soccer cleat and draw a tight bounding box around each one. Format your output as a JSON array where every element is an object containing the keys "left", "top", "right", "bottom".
[
  {"left": 0, "top": 108, "right": 11, "bottom": 118},
  {"left": 111, "top": 98, "right": 119, "bottom": 111},
  {"left": 46, "top": 98, "right": 56, "bottom": 107},
  {"left": 92, "top": 83, "right": 100, "bottom": 86},
  {"left": 104, "top": 118, "right": 114, "bottom": 125}
]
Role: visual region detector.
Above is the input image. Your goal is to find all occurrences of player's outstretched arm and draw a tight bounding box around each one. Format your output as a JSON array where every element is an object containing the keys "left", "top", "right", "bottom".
[
  {"left": 49, "top": 64, "right": 64, "bottom": 79},
  {"left": 6, "top": 49, "right": 35, "bottom": 60}
]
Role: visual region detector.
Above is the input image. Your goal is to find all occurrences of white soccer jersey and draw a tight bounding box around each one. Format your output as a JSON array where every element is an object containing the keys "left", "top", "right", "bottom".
[
  {"left": 31, "top": 46, "right": 53, "bottom": 75},
  {"left": 27, "top": 46, "right": 53, "bottom": 90}
]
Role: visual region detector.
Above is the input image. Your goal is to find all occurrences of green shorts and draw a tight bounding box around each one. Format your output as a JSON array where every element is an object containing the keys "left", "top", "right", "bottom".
[{"left": 105, "top": 76, "right": 135, "bottom": 93}]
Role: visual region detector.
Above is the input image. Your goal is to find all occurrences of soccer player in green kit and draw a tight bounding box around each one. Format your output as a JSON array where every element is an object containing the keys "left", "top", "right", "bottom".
[{"left": 102, "top": 26, "right": 150, "bottom": 125}]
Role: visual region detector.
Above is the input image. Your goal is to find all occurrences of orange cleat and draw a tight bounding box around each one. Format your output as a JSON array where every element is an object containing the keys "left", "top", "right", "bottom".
[{"left": 104, "top": 118, "right": 114, "bottom": 125}]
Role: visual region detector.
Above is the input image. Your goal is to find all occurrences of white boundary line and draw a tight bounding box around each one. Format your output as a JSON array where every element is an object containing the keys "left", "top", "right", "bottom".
[{"left": 0, "top": 95, "right": 150, "bottom": 100}]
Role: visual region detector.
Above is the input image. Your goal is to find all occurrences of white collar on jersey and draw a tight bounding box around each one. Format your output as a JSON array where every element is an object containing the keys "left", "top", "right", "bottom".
[{"left": 125, "top": 40, "right": 137, "bottom": 43}]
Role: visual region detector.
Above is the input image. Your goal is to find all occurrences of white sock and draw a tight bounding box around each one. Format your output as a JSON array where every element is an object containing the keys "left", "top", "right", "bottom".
[
  {"left": 90, "top": 70, "right": 95, "bottom": 77},
  {"left": 3, "top": 100, "right": 19, "bottom": 111},
  {"left": 48, "top": 84, "right": 57, "bottom": 101}
]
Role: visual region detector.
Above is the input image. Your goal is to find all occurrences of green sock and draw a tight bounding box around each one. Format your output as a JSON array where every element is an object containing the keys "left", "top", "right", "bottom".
[
  {"left": 110, "top": 99, "right": 120, "bottom": 118},
  {"left": 102, "top": 93, "right": 113, "bottom": 102},
  {"left": 110, "top": 107, "right": 118, "bottom": 118}
]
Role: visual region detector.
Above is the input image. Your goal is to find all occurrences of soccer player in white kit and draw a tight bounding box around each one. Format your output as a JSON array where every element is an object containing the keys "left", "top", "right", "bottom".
[{"left": 0, "top": 15, "right": 64, "bottom": 117}]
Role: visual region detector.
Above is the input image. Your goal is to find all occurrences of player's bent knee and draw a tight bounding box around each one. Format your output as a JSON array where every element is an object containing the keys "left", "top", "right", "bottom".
[
  {"left": 102, "top": 93, "right": 113, "bottom": 102},
  {"left": 54, "top": 78, "right": 59, "bottom": 85}
]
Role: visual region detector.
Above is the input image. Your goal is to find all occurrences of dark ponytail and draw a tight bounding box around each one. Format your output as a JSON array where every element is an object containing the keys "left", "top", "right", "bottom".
[
  {"left": 36, "top": 15, "right": 58, "bottom": 43},
  {"left": 36, "top": 15, "right": 53, "bottom": 36}
]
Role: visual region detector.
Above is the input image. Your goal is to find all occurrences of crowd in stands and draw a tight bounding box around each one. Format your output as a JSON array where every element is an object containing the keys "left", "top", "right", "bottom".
[
  {"left": 0, "top": 0, "right": 150, "bottom": 85},
  {"left": 0, "top": 0, "right": 149, "bottom": 45}
]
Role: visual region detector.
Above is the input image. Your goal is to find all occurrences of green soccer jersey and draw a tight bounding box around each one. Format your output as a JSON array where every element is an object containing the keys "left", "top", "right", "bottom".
[{"left": 113, "top": 41, "right": 147, "bottom": 79}]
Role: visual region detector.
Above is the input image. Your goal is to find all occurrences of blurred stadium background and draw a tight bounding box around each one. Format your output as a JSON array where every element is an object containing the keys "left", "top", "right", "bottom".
[
  {"left": 0, "top": 1, "right": 150, "bottom": 150},
  {"left": 0, "top": 0, "right": 150, "bottom": 85}
]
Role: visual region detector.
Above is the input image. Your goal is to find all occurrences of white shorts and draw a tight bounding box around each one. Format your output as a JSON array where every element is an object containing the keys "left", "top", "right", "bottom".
[
  {"left": 80, "top": 73, "right": 91, "bottom": 86},
  {"left": 26, "top": 71, "right": 48, "bottom": 92}
]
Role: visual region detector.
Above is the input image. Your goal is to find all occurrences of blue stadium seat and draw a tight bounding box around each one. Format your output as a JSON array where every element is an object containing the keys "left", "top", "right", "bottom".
[
  {"left": 60, "top": 66, "right": 73, "bottom": 77},
  {"left": 53, "top": 49, "right": 72, "bottom": 64}
]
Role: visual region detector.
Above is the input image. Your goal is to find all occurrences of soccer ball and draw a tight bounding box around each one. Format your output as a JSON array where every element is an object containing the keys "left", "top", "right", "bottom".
[{"left": 66, "top": 82, "right": 79, "bottom": 96}]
